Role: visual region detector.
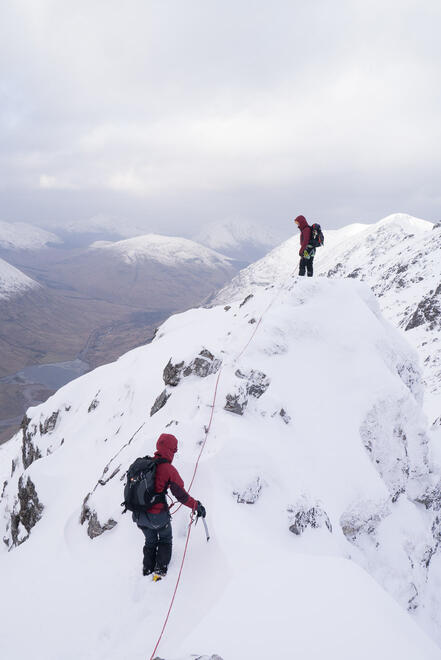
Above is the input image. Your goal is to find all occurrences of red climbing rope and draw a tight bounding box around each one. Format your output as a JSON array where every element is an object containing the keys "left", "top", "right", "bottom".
[
  {"left": 147, "top": 277, "right": 292, "bottom": 659},
  {"left": 149, "top": 511, "right": 195, "bottom": 660}
]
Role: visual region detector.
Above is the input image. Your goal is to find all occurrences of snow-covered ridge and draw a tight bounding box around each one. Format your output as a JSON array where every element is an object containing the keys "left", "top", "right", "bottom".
[
  {"left": 1, "top": 278, "right": 441, "bottom": 659},
  {"left": 90, "top": 233, "right": 232, "bottom": 268},
  {"left": 0, "top": 257, "right": 39, "bottom": 300},
  {"left": 215, "top": 212, "right": 440, "bottom": 424},
  {"left": 0, "top": 220, "right": 61, "bottom": 250}
]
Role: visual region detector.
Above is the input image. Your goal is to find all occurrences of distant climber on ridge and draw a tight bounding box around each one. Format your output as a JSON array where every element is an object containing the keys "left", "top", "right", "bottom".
[
  {"left": 125, "top": 433, "right": 206, "bottom": 581},
  {"left": 294, "top": 215, "right": 324, "bottom": 277}
]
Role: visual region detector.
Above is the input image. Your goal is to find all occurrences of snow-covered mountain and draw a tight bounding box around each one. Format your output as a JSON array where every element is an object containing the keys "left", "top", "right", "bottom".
[
  {"left": 0, "top": 257, "right": 39, "bottom": 300},
  {"left": 215, "top": 213, "right": 441, "bottom": 425},
  {"left": 46, "top": 214, "right": 148, "bottom": 240},
  {"left": 193, "top": 219, "right": 286, "bottom": 263},
  {"left": 0, "top": 220, "right": 61, "bottom": 250},
  {"left": 2, "top": 277, "right": 441, "bottom": 659},
  {"left": 90, "top": 233, "right": 232, "bottom": 269}
]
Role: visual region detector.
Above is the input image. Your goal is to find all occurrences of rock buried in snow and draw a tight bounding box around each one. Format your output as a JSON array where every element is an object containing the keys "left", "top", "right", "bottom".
[
  {"left": 235, "top": 369, "right": 270, "bottom": 398},
  {"left": 80, "top": 494, "right": 117, "bottom": 539},
  {"left": 39, "top": 410, "right": 60, "bottom": 434},
  {"left": 150, "top": 389, "right": 171, "bottom": 416},
  {"left": 224, "top": 387, "right": 248, "bottom": 415},
  {"left": 234, "top": 476, "right": 262, "bottom": 504},
  {"left": 288, "top": 498, "right": 332, "bottom": 535},
  {"left": 340, "top": 500, "right": 389, "bottom": 544},
  {"left": 21, "top": 415, "right": 42, "bottom": 470}
]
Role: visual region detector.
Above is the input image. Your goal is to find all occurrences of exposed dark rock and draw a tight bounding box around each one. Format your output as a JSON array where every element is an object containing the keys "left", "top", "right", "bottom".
[
  {"left": 10, "top": 476, "right": 44, "bottom": 547},
  {"left": 11, "top": 459, "right": 17, "bottom": 476},
  {"left": 347, "top": 268, "right": 362, "bottom": 279},
  {"left": 405, "top": 283, "right": 441, "bottom": 331},
  {"left": 224, "top": 305, "right": 231, "bottom": 311},
  {"left": 150, "top": 389, "right": 171, "bottom": 416},
  {"left": 1, "top": 480, "right": 7, "bottom": 498},
  {"left": 327, "top": 262, "right": 344, "bottom": 277},
  {"left": 224, "top": 387, "right": 248, "bottom": 415},
  {"left": 88, "top": 396, "right": 100, "bottom": 413},
  {"left": 288, "top": 501, "right": 332, "bottom": 535},
  {"left": 80, "top": 494, "right": 117, "bottom": 539},
  {"left": 279, "top": 408, "right": 292, "bottom": 424},
  {"left": 64, "top": 405, "right": 72, "bottom": 411},
  {"left": 163, "top": 359, "right": 185, "bottom": 386},
  {"left": 414, "top": 483, "right": 441, "bottom": 511},
  {"left": 39, "top": 410, "right": 60, "bottom": 434},
  {"left": 239, "top": 293, "right": 254, "bottom": 308},
  {"left": 433, "top": 221, "right": 441, "bottom": 230},
  {"left": 183, "top": 349, "right": 222, "bottom": 378},
  {"left": 166, "top": 419, "right": 179, "bottom": 428},
  {"left": 248, "top": 318, "right": 256, "bottom": 324},
  {"left": 21, "top": 415, "right": 42, "bottom": 470},
  {"left": 408, "top": 583, "right": 419, "bottom": 611},
  {"left": 234, "top": 477, "right": 262, "bottom": 504}
]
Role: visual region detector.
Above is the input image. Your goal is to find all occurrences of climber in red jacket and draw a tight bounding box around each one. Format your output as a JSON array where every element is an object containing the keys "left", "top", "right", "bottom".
[
  {"left": 133, "top": 433, "right": 206, "bottom": 579},
  {"left": 294, "top": 215, "right": 314, "bottom": 277}
]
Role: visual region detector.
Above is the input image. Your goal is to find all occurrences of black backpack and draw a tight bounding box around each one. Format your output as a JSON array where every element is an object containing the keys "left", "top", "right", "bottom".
[
  {"left": 309, "top": 223, "right": 324, "bottom": 248},
  {"left": 121, "top": 456, "right": 167, "bottom": 513}
]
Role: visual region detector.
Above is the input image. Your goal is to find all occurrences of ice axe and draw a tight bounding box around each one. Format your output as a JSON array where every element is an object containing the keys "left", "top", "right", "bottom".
[{"left": 195, "top": 514, "right": 210, "bottom": 542}]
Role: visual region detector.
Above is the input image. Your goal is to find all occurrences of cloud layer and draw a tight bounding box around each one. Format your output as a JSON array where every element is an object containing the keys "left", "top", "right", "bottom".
[{"left": 1, "top": 0, "right": 441, "bottom": 233}]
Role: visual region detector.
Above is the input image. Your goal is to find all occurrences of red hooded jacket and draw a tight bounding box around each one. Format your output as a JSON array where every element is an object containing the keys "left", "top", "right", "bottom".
[
  {"left": 295, "top": 215, "right": 311, "bottom": 257},
  {"left": 147, "top": 433, "right": 197, "bottom": 514}
]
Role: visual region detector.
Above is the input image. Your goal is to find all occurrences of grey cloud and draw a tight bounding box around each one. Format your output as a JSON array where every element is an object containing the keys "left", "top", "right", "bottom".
[{"left": 1, "top": 0, "right": 441, "bottom": 234}]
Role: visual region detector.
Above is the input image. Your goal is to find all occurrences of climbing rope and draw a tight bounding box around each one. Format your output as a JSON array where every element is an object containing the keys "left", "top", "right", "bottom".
[{"left": 148, "top": 276, "right": 292, "bottom": 659}]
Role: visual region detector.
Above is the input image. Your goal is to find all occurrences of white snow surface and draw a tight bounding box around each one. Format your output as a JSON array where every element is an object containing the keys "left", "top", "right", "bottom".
[
  {"left": 193, "top": 218, "right": 285, "bottom": 254},
  {"left": 90, "top": 233, "right": 232, "bottom": 268},
  {"left": 0, "top": 220, "right": 61, "bottom": 250},
  {"left": 0, "top": 256, "right": 39, "bottom": 299},
  {"left": 216, "top": 213, "right": 441, "bottom": 423},
  {"left": 1, "top": 278, "right": 441, "bottom": 659}
]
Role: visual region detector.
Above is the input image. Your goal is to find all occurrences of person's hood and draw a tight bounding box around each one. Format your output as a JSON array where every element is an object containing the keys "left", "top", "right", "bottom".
[
  {"left": 294, "top": 215, "right": 308, "bottom": 230},
  {"left": 155, "top": 433, "right": 178, "bottom": 462}
]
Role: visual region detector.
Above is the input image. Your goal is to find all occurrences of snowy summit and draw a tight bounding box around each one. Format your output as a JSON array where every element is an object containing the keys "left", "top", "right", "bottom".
[
  {"left": 0, "top": 220, "right": 61, "bottom": 250},
  {"left": 90, "top": 233, "right": 232, "bottom": 269},
  {"left": 0, "top": 257, "right": 39, "bottom": 300}
]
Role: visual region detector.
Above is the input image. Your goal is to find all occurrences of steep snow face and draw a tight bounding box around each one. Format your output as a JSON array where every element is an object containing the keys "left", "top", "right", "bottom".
[
  {"left": 0, "top": 257, "right": 39, "bottom": 299},
  {"left": 0, "top": 221, "right": 61, "bottom": 250},
  {"left": 193, "top": 219, "right": 285, "bottom": 261},
  {"left": 216, "top": 213, "right": 440, "bottom": 424},
  {"left": 1, "top": 279, "right": 441, "bottom": 660},
  {"left": 90, "top": 233, "right": 232, "bottom": 268}
]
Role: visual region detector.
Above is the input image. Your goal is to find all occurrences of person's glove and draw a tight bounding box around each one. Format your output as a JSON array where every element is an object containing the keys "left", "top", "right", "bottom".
[{"left": 196, "top": 501, "right": 206, "bottom": 518}]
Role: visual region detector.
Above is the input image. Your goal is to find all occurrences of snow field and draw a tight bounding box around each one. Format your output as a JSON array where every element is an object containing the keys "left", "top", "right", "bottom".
[{"left": 1, "top": 278, "right": 440, "bottom": 659}]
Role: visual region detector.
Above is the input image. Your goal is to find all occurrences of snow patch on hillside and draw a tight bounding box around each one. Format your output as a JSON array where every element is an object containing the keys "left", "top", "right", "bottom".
[
  {"left": 0, "top": 257, "right": 39, "bottom": 299},
  {"left": 90, "top": 233, "right": 232, "bottom": 268},
  {"left": 0, "top": 220, "right": 61, "bottom": 250}
]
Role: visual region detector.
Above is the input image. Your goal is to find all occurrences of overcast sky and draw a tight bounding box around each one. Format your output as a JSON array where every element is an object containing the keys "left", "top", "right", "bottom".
[{"left": 1, "top": 0, "right": 441, "bottom": 236}]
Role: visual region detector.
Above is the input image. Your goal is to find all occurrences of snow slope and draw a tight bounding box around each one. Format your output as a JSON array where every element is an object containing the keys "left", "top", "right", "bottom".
[
  {"left": 90, "top": 233, "right": 232, "bottom": 269},
  {"left": 0, "top": 220, "right": 61, "bottom": 250},
  {"left": 0, "top": 257, "right": 39, "bottom": 299},
  {"left": 215, "top": 213, "right": 440, "bottom": 424},
  {"left": 2, "top": 278, "right": 441, "bottom": 659}
]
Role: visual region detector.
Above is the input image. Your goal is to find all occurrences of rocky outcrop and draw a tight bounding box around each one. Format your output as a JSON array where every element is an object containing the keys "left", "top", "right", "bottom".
[
  {"left": 414, "top": 483, "right": 441, "bottom": 511},
  {"left": 8, "top": 476, "right": 44, "bottom": 548},
  {"left": 150, "top": 389, "right": 171, "bottom": 416},
  {"left": 39, "top": 410, "right": 60, "bottom": 434},
  {"left": 405, "top": 283, "right": 441, "bottom": 331},
  {"left": 80, "top": 494, "right": 117, "bottom": 539},
  {"left": 224, "top": 369, "right": 270, "bottom": 415},
  {"left": 21, "top": 415, "right": 42, "bottom": 470},
  {"left": 239, "top": 293, "right": 253, "bottom": 308},
  {"left": 163, "top": 350, "right": 222, "bottom": 388},
  {"left": 88, "top": 396, "right": 100, "bottom": 413},
  {"left": 288, "top": 498, "right": 332, "bottom": 535},
  {"left": 340, "top": 501, "right": 389, "bottom": 544},
  {"left": 234, "top": 477, "right": 262, "bottom": 504}
]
